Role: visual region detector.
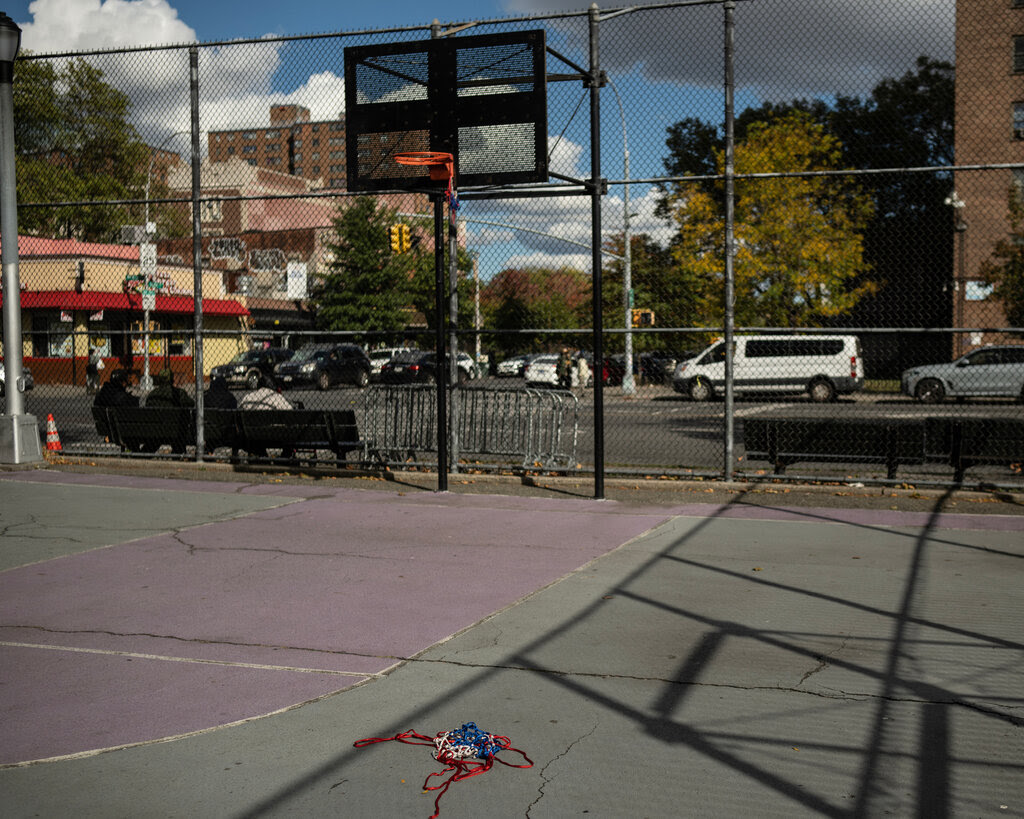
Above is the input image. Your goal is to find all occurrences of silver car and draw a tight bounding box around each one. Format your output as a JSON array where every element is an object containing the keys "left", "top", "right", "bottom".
[{"left": 901, "top": 345, "right": 1024, "bottom": 403}]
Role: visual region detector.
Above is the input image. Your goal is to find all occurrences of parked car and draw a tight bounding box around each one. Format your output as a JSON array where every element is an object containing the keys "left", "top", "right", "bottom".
[
  {"left": 379, "top": 351, "right": 477, "bottom": 385},
  {"left": 0, "top": 363, "right": 34, "bottom": 395},
  {"left": 524, "top": 353, "right": 591, "bottom": 388},
  {"left": 368, "top": 347, "right": 416, "bottom": 381},
  {"left": 901, "top": 345, "right": 1024, "bottom": 403},
  {"left": 672, "top": 335, "right": 864, "bottom": 402},
  {"left": 210, "top": 347, "right": 294, "bottom": 391},
  {"left": 496, "top": 353, "right": 537, "bottom": 377},
  {"left": 273, "top": 343, "right": 371, "bottom": 390},
  {"left": 601, "top": 354, "right": 640, "bottom": 386},
  {"left": 638, "top": 350, "right": 697, "bottom": 384},
  {"left": 523, "top": 353, "right": 559, "bottom": 387}
]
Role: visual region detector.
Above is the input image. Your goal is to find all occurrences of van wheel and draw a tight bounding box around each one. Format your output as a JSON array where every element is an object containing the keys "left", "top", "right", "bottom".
[
  {"left": 356, "top": 369, "right": 369, "bottom": 388},
  {"left": 317, "top": 371, "right": 330, "bottom": 391},
  {"left": 915, "top": 378, "right": 944, "bottom": 404},
  {"left": 809, "top": 378, "right": 836, "bottom": 403},
  {"left": 689, "top": 377, "right": 713, "bottom": 402},
  {"left": 246, "top": 371, "right": 260, "bottom": 391}
]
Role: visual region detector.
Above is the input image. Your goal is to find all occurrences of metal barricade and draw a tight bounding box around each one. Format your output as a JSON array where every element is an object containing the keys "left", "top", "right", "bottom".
[{"left": 360, "top": 385, "right": 579, "bottom": 469}]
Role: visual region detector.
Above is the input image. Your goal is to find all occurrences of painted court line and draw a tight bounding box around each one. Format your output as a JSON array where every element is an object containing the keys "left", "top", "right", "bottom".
[{"left": 0, "top": 641, "right": 380, "bottom": 678}]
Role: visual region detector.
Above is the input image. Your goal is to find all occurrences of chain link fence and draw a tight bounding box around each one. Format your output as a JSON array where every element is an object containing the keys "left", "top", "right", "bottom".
[{"left": 4, "top": 0, "right": 1022, "bottom": 489}]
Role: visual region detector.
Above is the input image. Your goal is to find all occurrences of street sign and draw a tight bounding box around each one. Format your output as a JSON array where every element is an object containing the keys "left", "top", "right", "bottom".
[
  {"left": 140, "top": 243, "right": 157, "bottom": 282},
  {"left": 141, "top": 292, "right": 155, "bottom": 312},
  {"left": 286, "top": 261, "right": 308, "bottom": 300}
]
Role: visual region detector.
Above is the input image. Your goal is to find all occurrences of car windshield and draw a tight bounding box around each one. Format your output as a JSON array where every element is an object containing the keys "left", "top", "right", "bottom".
[
  {"left": 291, "top": 346, "right": 331, "bottom": 362},
  {"left": 391, "top": 351, "right": 422, "bottom": 365},
  {"left": 228, "top": 351, "right": 262, "bottom": 364}
]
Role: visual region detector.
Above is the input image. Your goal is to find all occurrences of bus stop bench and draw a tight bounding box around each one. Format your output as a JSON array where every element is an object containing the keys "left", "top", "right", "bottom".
[
  {"left": 742, "top": 417, "right": 928, "bottom": 480},
  {"left": 93, "top": 407, "right": 364, "bottom": 462}
]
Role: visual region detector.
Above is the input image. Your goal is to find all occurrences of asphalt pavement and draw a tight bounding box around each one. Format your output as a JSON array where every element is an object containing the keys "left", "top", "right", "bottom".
[{"left": 1, "top": 462, "right": 1022, "bottom": 817}]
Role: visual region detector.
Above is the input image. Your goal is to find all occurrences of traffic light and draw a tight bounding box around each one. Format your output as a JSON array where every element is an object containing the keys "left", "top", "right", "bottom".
[
  {"left": 631, "top": 308, "right": 655, "bottom": 327},
  {"left": 390, "top": 224, "right": 412, "bottom": 253}
]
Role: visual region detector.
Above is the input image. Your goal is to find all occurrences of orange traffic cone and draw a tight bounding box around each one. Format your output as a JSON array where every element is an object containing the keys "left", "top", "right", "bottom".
[{"left": 45, "top": 413, "right": 62, "bottom": 451}]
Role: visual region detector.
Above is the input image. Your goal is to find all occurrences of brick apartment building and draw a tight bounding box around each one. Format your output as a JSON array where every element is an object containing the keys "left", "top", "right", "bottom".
[
  {"left": 207, "top": 104, "right": 347, "bottom": 189},
  {"left": 953, "top": 0, "right": 1024, "bottom": 353}
]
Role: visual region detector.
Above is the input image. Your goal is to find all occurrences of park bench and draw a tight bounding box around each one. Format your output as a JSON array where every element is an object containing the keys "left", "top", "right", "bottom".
[
  {"left": 742, "top": 416, "right": 928, "bottom": 480},
  {"left": 946, "top": 418, "right": 1024, "bottom": 483},
  {"left": 743, "top": 415, "right": 1024, "bottom": 483},
  {"left": 234, "top": 409, "right": 363, "bottom": 461},
  {"left": 92, "top": 406, "right": 364, "bottom": 463}
]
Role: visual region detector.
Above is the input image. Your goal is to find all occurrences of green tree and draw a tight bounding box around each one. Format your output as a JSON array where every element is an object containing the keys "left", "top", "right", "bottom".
[
  {"left": 601, "top": 232, "right": 698, "bottom": 351},
  {"left": 13, "top": 54, "right": 149, "bottom": 241},
  {"left": 408, "top": 236, "right": 475, "bottom": 337},
  {"left": 667, "top": 112, "right": 875, "bottom": 327},
  {"left": 658, "top": 57, "right": 955, "bottom": 373},
  {"left": 979, "top": 186, "right": 1024, "bottom": 329},
  {"left": 314, "top": 197, "right": 420, "bottom": 332}
]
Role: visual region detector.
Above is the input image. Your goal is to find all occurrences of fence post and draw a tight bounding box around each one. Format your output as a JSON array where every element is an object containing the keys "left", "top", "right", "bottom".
[
  {"left": 722, "top": 0, "right": 737, "bottom": 480},
  {"left": 589, "top": 3, "right": 605, "bottom": 500},
  {"left": 190, "top": 44, "right": 206, "bottom": 460}
]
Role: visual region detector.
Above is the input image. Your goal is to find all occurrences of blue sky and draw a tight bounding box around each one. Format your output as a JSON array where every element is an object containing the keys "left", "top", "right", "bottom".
[{"left": 6, "top": 0, "right": 954, "bottom": 275}]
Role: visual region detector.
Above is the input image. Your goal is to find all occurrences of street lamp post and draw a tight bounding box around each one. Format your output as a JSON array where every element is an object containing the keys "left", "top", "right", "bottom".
[
  {"left": 609, "top": 80, "right": 635, "bottom": 395},
  {"left": 945, "top": 192, "right": 967, "bottom": 357},
  {"left": 138, "top": 131, "right": 185, "bottom": 391},
  {"left": 0, "top": 13, "right": 42, "bottom": 464}
]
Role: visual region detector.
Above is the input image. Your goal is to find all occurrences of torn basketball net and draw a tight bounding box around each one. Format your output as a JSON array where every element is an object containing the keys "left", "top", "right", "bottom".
[{"left": 354, "top": 722, "right": 533, "bottom": 818}]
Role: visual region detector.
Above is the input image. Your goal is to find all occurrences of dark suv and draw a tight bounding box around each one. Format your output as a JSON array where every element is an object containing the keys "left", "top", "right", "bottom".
[
  {"left": 379, "top": 351, "right": 474, "bottom": 385},
  {"left": 273, "top": 343, "right": 371, "bottom": 390},
  {"left": 210, "top": 348, "right": 294, "bottom": 390}
]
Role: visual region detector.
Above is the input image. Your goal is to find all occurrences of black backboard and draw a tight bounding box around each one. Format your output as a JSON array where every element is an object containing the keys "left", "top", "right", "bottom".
[{"left": 345, "top": 30, "right": 547, "bottom": 191}]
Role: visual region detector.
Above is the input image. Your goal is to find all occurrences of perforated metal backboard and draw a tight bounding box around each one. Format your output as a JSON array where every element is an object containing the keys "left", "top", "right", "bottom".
[{"left": 345, "top": 30, "right": 547, "bottom": 191}]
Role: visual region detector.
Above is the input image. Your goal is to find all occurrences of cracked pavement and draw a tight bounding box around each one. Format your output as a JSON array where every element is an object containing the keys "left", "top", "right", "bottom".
[{"left": 1, "top": 468, "right": 1022, "bottom": 817}]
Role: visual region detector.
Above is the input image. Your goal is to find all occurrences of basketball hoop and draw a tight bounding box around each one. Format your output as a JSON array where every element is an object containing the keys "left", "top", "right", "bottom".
[
  {"left": 394, "top": 151, "right": 454, "bottom": 182},
  {"left": 395, "top": 151, "right": 458, "bottom": 210}
]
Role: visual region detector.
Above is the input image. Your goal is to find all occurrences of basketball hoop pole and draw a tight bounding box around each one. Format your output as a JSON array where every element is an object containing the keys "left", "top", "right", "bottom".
[
  {"left": 446, "top": 176, "right": 461, "bottom": 475},
  {"left": 395, "top": 152, "right": 461, "bottom": 483},
  {"left": 432, "top": 193, "right": 449, "bottom": 490}
]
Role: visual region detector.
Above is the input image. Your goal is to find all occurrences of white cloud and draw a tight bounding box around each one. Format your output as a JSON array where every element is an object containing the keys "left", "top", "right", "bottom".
[
  {"left": 17, "top": 1, "right": 345, "bottom": 155},
  {"left": 502, "top": 250, "right": 590, "bottom": 272},
  {"left": 21, "top": 0, "right": 196, "bottom": 52}
]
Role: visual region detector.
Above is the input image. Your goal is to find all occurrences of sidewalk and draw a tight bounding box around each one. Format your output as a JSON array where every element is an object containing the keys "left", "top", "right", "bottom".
[{"left": 1, "top": 467, "right": 1022, "bottom": 817}]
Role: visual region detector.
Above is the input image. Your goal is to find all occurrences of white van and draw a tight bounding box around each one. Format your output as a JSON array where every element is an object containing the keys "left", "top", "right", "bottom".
[{"left": 671, "top": 335, "right": 864, "bottom": 402}]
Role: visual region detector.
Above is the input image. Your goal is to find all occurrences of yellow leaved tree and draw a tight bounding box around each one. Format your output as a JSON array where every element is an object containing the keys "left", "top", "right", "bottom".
[{"left": 668, "top": 111, "right": 876, "bottom": 328}]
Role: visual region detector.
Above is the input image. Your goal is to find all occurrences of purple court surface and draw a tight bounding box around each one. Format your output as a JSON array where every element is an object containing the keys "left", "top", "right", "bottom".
[{"left": 0, "top": 470, "right": 672, "bottom": 764}]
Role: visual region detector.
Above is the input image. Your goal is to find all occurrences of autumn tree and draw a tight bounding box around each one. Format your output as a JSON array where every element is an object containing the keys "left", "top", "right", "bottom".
[
  {"left": 481, "top": 267, "right": 591, "bottom": 357},
  {"left": 13, "top": 55, "right": 149, "bottom": 242},
  {"left": 667, "top": 111, "right": 875, "bottom": 327}
]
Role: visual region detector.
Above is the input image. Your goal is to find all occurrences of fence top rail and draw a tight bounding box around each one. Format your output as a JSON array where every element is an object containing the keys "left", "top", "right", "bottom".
[{"left": 18, "top": 0, "right": 739, "bottom": 60}]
